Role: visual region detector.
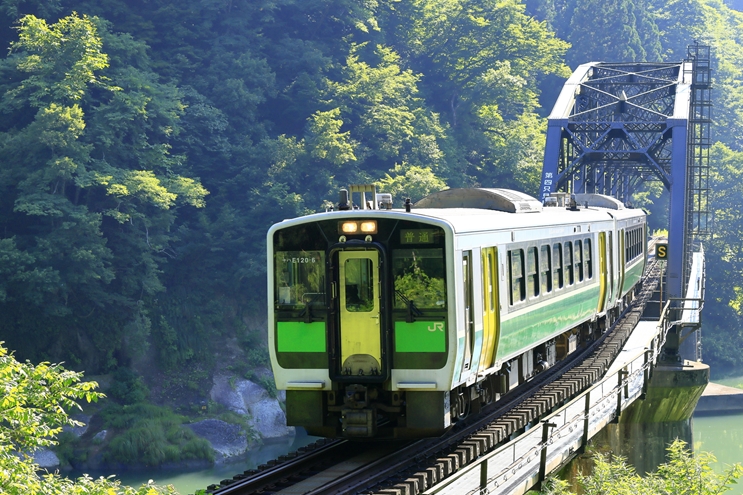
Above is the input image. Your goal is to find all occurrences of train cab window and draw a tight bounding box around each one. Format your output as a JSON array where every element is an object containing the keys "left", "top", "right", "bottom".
[
  {"left": 574, "top": 241, "right": 583, "bottom": 282},
  {"left": 508, "top": 249, "right": 526, "bottom": 305},
  {"left": 392, "top": 249, "right": 446, "bottom": 310},
  {"left": 274, "top": 251, "right": 325, "bottom": 309},
  {"left": 527, "top": 247, "right": 539, "bottom": 298},
  {"left": 540, "top": 245, "right": 552, "bottom": 294},
  {"left": 584, "top": 238, "right": 593, "bottom": 279},
  {"left": 553, "top": 243, "right": 563, "bottom": 289},
  {"left": 564, "top": 241, "right": 574, "bottom": 285},
  {"left": 344, "top": 258, "right": 374, "bottom": 312}
]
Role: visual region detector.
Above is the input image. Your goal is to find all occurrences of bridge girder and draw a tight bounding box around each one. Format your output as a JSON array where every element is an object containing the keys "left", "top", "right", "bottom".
[{"left": 540, "top": 45, "right": 712, "bottom": 324}]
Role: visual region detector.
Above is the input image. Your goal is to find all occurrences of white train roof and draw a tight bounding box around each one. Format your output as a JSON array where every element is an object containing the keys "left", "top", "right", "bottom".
[{"left": 269, "top": 189, "right": 645, "bottom": 237}]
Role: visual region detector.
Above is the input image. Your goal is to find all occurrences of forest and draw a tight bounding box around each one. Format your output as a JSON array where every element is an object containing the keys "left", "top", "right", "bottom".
[{"left": 0, "top": 0, "right": 743, "bottom": 410}]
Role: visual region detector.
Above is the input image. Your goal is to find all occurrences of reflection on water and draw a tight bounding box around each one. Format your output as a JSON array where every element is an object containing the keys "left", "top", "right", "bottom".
[
  {"left": 66, "top": 429, "right": 318, "bottom": 495},
  {"left": 693, "top": 412, "right": 743, "bottom": 495}
]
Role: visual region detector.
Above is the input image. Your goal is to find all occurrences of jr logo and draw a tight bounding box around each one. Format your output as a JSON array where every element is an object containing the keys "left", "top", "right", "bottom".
[{"left": 427, "top": 322, "right": 445, "bottom": 332}]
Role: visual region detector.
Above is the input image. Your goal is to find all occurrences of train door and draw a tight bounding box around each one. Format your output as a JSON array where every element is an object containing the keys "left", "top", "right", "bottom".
[
  {"left": 480, "top": 247, "right": 499, "bottom": 372},
  {"left": 618, "top": 229, "right": 626, "bottom": 298},
  {"left": 338, "top": 251, "right": 382, "bottom": 376},
  {"left": 598, "top": 232, "right": 608, "bottom": 313},
  {"left": 607, "top": 231, "right": 615, "bottom": 308},
  {"left": 462, "top": 251, "right": 475, "bottom": 373}
]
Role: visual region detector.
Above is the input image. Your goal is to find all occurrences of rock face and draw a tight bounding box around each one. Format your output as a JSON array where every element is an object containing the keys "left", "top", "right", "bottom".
[
  {"left": 186, "top": 419, "right": 248, "bottom": 461},
  {"left": 32, "top": 448, "right": 60, "bottom": 469},
  {"left": 209, "top": 374, "right": 294, "bottom": 441}
]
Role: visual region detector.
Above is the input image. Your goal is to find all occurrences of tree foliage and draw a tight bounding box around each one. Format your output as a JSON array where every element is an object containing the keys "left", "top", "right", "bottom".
[
  {"left": 541, "top": 439, "right": 743, "bottom": 495},
  {"left": 0, "top": 342, "right": 177, "bottom": 494}
]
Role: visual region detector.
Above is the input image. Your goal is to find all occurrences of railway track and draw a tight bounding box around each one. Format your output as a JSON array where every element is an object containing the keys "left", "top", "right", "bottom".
[{"left": 203, "top": 260, "right": 662, "bottom": 495}]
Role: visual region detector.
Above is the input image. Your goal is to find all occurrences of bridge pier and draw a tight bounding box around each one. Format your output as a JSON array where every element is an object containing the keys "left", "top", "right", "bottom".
[{"left": 564, "top": 359, "right": 708, "bottom": 479}]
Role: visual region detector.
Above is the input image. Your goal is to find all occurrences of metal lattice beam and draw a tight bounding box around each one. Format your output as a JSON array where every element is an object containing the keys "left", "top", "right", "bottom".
[{"left": 540, "top": 45, "right": 711, "bottom": 337}]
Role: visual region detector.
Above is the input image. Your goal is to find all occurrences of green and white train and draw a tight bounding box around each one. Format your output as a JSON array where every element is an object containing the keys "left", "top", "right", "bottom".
[{"left": 267, "top": 187, "right": 646, "bottom": 438}]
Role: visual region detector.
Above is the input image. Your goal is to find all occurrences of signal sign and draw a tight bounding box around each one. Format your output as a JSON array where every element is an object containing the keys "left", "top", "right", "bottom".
[{"left": 656, "top": 243, "right": 668, "bottom": 260}]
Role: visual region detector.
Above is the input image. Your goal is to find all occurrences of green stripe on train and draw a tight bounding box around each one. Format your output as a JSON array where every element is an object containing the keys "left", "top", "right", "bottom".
[
  {"left": 395, "top": 321, "right": 446, "bottom": 352},
  {"left": 277, "top": 321, "right": 326, "bottom": 352},
  {"left": 496, "top": 287, "right": 599, "bottom": 360},
  {"left": 622, "top": 262, "right": 644, "bottom": 294}
]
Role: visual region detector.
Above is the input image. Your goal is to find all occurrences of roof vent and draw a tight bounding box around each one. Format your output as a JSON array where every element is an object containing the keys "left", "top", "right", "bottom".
[
  {"left": 573, "top": 193, "right": 626, "bottom": 210},
  {"left": 415, "top": 188, "right": 542, "bottom": 213}
]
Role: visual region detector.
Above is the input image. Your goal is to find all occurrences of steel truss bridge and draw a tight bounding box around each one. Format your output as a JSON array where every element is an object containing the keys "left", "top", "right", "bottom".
[{"left": 540, "top": 44, "right": 711, "bottom": 322}]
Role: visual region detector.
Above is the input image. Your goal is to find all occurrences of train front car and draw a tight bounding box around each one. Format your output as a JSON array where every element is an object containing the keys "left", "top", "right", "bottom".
[{"left": 267, "top": 197, "right": 456, "bottom": 438}]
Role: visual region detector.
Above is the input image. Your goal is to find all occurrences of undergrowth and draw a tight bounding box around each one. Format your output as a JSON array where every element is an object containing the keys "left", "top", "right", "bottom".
[{"left": 101, "top": 403, "right": 214, "bottom": 465}]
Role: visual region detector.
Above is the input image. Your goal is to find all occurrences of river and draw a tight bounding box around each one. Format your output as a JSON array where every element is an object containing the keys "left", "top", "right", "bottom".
[
  {"left": 67, "top": 429, "right": 319, "bottom": 495},
  {"left": 693, "top": 375, "right": 743, "bottom": 495}
]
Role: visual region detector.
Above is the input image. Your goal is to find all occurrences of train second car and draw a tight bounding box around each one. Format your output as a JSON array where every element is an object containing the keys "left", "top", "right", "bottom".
[{"left": 267, "top": 187, "right": 646, "bottom": 438}]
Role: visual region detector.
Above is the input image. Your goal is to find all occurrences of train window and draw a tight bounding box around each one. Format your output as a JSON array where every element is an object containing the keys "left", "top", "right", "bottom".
[
  {"left": 552, "top": 243, "right": 563, "bottom": 289},
  {"left": 624, "top": 230, "right": 629, "bottom": 262},
  {"left": 540, "top": 245, "right": 552, "bottom": 294},
  {"left": 575, "top": 241, "right": 583, "bottom": 282},
  {"left": 508, "top": 249, "right": 525, "bottom": 305},
  {"left": 488, "top": 251, "right": 496, "bottom": 312},
  {"left": 344, "top": 258, "right": 374, "bottom": 312},
  {"left": 392, "top": 249, "right": 446, "bottom": 309},
  {"left": 274, "top": 250, "right": 325, "bottom": 309},
  {"left": 527, "top": 247, "right": 539, "bottom": 298},
  {"left": 584, "top": 238, "right": 593, "bottom": 279},
  {"left": 564, "top": 241, "right": 574, "bottom": 285}
]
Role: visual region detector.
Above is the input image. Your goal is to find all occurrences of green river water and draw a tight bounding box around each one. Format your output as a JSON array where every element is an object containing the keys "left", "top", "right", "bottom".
[
  {"left": 66, "top": 381, "right": 743, "bottom": 495},
  {"left": 693, "top": 376, "right": 743, "bottom": 495},
  {"left": 67, "top": 430, "right": 319, "bottom": 495}
]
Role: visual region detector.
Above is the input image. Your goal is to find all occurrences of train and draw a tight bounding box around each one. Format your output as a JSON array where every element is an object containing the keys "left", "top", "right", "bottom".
[{"left": 267, "top": 186, "right": 646, "bottom": 438}]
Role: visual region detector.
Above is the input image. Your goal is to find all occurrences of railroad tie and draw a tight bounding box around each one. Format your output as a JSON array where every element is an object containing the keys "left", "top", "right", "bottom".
[
  {"left": 410, "top": 470, "right": 430, "bottom": 491},
  {"left": 462, "top": 439, "right": 482, "bottom": 458},
  {"left": 442, "top": 453, "right": 460, "bottom": 475},
  {"left": 424, "top": 465, "right": 440, "bottom": 485}
]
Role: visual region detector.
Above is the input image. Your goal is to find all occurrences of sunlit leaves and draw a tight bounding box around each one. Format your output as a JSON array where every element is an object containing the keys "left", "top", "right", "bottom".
[
  {"left": 306, "top": 108, "right": 357, "bottom": 165},
  {"left": 375, "top": 163, "right": 446, "bottom": 205},
  {"left": 0, "top": 342, "right": 178, "bottom": 494},
  {"left": 9, "top": 13, "right": 108, "bottom": 106},
  {"left": 541, "top": 440, "right": 743, "bottom": 495}
]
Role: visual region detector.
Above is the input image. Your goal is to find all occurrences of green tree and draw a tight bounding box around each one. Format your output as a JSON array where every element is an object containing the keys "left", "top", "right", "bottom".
[
  {"left": 699, "top": 142, "right": 743, "bottom": 370},
  {"left": 0, "top": 342, "right": 177, "bottom": 494},
  {"left": 376, "top": 163, "right": 446, "bottom": 205},
  {"left": 566, "top": 0, "right": 660, "bottom": 67},
  {"left": 0, "top": 14, "right": 207, "bottom": 369},
  {"left": 384, "top": 0, "right": 569, "bottom": 188}
]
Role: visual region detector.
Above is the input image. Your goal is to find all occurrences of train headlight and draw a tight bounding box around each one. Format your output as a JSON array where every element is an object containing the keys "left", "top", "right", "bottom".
[
  {"left": 340, "top": 222, "right": 359, "bottom": 234},
  {"left": 360, "top": 221, "right": 377, "bottom": 234}
]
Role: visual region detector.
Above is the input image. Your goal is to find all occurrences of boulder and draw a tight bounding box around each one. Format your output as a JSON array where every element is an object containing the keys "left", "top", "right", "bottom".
[
  {"left": 32, "top": 448, "right": 60, "bottom": 470},
  {"left": 186, "top": 419, "right": 248, "bottom": 461},
  {"left": 209, "top": 375, "right": 294, "bottom": 440}
]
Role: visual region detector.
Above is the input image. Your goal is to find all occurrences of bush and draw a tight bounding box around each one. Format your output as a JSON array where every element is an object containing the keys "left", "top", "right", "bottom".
[
  {"left": 103, "top": 408, "right": 214, "bottom": 466},
  {"left": 107, "top": 368, "right": 149, "bottom": 404},
  {"left": 541, "top": 439, "right": 743, "bottom": 495}
]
